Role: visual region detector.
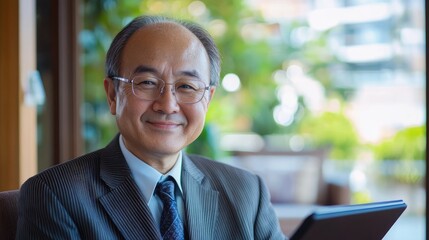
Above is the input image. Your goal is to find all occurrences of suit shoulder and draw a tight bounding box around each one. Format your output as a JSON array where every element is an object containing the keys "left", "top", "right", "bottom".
[
  {"left": 187, "top": 154, "right": 257, "bottom": 180},
  {"left": 23, "top": 149, "right": 102, "bottom": 188},
  {"left": 185, "top": 154, "right": 264, "bottom": 206}
]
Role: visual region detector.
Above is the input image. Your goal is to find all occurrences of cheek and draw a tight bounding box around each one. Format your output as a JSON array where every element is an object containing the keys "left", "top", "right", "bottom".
[{"left": 186, "top": 103, "right": 209, "bottom": 132}]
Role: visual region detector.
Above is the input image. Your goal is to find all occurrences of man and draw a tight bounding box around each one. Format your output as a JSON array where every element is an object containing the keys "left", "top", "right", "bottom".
[{"left": 17, "top": 15, "right": 285, "bottom": 240}]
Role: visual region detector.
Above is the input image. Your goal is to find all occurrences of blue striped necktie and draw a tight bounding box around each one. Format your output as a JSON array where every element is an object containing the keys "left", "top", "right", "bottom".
[{"left": 156, "top": 177, "right": 185, "bottom": 240}]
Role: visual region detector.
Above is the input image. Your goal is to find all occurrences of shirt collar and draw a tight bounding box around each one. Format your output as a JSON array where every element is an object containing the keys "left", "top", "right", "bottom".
[{"left": 119, "top": 135, "right": 183, "bottom": 204}]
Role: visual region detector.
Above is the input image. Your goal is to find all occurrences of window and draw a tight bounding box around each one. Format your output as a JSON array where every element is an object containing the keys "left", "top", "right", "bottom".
[{"left": 80, "top": 0, "right": 426, "bottom": 238}]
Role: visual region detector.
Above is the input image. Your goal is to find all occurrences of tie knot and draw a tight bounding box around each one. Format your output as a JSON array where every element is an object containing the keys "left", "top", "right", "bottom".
[{"left": 156, "top": 177, "right": 176, "bottom": 201}]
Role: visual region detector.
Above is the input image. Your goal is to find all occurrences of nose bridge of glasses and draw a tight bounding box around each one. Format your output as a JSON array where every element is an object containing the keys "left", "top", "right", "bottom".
[
  {"left": 157, "top": 82, "right": 183, "bottom": 106},
  {"left": 159, "top": 82, "right": 176, "bottom": 95}
]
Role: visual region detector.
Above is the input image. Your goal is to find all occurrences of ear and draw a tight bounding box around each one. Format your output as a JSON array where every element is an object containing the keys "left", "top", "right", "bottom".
[
  {"left": 208, "top": 86, "right": 216, "bottom": 102},
  {"left": 104, "top": 78, "right": 117, "bottom": 115}
]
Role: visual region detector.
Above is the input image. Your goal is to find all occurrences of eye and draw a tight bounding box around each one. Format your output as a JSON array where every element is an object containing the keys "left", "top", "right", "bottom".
[
  {"left": 139, "top": 80, "right": 156, "bottom": 86},
  {"left": 134, "top": 77, "right": 159, "bottom": 89},
  {"left": 176, "top": 80, "right": 201, "bottom": 92},
  {"left": 177, "top": 83, "right": 197, "bottom": 90}
]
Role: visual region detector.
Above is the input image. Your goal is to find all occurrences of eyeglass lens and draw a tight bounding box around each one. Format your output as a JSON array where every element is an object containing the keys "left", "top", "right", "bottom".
[{"left": 131, "top": 76, "right": 208, "bottom": 103}]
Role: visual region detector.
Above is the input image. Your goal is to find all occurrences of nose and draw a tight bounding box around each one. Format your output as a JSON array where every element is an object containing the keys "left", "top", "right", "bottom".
[{"left": 152, "top": 84, "right": 180, "bottom": 114}]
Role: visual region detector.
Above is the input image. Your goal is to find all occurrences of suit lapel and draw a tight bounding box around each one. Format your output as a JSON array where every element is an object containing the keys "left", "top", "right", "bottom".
[
  {"left": 98, "top": 135, "right": 161, "bottom": 240},
  {"left": 182, "top": 155, "right": 219, "bottom": 240}
]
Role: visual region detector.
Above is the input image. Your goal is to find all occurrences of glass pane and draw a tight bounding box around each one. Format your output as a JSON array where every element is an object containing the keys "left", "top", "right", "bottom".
[{"left": 81, "top": 0, "right": 426, "bottom": 238}]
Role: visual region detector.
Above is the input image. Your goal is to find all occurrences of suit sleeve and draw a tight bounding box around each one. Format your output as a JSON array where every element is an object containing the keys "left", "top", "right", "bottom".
[
  {"left": 254, "top": 175, "right": 287, "bottom": 240},
  {"left": 16, "top": 176, "right": 80, "bottom": 240}
]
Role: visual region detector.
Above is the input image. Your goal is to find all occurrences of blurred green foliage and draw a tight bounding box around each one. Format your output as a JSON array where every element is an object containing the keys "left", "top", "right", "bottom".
[
  {"left": 373, "top": 125, "right": 425, "bottom": 161},
  {"left": 372, "top": 126, "right": 425, "bottom": 184},
  {"left": 297, "top": 110, "right": 360, "bottom": 160}
]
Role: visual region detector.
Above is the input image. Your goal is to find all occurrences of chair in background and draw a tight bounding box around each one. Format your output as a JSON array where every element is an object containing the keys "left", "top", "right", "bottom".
[
  {"left": 0, "top": 190, "right": 20, "bottom": 240},
  {"left": 228, "top": 149, "right": 350, "bottom": 236}
]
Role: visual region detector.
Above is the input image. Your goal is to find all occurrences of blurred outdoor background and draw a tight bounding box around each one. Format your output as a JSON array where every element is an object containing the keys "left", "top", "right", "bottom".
[{"left": 37, "top": 0, "right": 426, "bottom": 238}]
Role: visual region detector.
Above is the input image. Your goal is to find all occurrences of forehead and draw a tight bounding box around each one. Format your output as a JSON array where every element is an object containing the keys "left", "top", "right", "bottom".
[{"left": 120, "top": 22, "right": 210, "bottom": 78}]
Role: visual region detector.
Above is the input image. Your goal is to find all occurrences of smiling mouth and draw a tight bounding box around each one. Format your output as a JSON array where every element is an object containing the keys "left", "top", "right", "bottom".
[{"left": 147, "top": 121, "right": 181, "bottom": 130}]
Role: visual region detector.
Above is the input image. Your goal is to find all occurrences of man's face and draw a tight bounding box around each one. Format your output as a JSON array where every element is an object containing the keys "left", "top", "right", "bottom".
[{"left": 104, "top": 23, "right": 215, "bottom": 163}]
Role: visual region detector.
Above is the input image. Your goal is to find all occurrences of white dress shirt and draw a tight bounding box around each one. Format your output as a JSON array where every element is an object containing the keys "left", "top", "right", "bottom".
[{"left": 119, "top": 135, "right": 186, "bottom": 231}]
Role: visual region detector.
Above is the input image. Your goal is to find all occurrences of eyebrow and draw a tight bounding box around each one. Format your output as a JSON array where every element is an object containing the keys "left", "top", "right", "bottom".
[
  {"left": 132, "top": 65, "right": 202, "bottom": 80},
  {"left": 133, "top": 65, "right": 157, "bottom": 75}
]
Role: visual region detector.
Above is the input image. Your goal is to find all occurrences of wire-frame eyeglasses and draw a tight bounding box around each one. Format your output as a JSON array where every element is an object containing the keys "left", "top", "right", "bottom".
[{"left": 110, "top": 76, "right": 211, "bottom": 104}]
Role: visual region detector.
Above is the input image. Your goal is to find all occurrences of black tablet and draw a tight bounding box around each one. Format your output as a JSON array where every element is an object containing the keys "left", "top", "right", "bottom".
[{"left": 290, "top": 200, "right": 407, "bottom": 240}]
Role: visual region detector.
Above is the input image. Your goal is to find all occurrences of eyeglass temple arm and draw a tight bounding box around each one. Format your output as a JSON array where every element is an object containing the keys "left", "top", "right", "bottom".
[{"left": 110, "top": 76, "right": 131, "bottom": 83}]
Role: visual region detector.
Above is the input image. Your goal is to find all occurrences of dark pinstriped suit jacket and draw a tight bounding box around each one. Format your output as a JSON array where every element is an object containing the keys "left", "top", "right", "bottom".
[{"left": 16, "top": 135, "right": 285, "bottom": 240}]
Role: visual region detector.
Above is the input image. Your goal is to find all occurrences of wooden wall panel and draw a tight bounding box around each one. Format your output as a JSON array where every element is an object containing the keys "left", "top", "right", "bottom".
[
  {"left": 0, "top": 0, "right": 37, "bottom": 191},
  {"left": 0, "top": 0, "right": 20, "bottom": 190}
]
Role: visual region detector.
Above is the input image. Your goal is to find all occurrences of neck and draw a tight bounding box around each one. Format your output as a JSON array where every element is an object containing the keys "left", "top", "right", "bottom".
[
  {"left": 120, "top": 135, "right": 181, "bottom": 174},
  {"left": 135, "top": 150, "right": 180, "bottom": 174}
]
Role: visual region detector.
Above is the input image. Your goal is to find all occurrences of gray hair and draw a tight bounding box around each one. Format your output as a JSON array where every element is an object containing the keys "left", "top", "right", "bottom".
[{"left": 105, "top": 15, "right": 221, "bottom": 88}]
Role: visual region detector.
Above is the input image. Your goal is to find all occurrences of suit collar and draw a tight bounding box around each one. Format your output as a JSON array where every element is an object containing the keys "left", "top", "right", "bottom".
[
  {"left": 182, "top": 155, "right": 219, "bottom": 240},
  {"left": 99, "top": 134, "right": 161, "bottom": 239},
  {"left": 99, "top": 134, "right": 131, "bottom": 189},
  {"left": 181, "top": 154, "right": 205, "bottom": 183}
]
